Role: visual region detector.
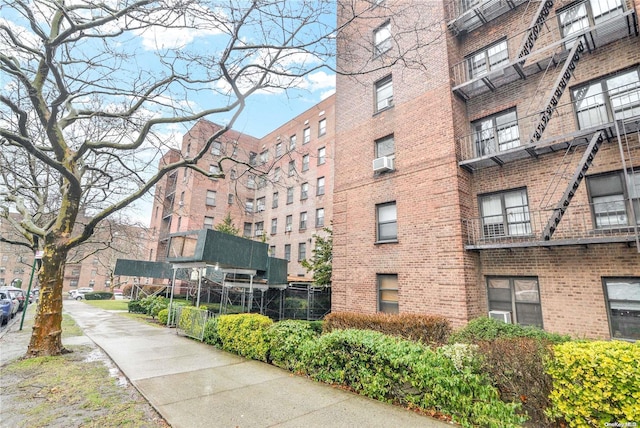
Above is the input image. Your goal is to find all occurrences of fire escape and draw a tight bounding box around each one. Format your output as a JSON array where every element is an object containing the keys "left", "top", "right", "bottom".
[{"left": 448, "top": 0, "right": 640, "bottom": 249}]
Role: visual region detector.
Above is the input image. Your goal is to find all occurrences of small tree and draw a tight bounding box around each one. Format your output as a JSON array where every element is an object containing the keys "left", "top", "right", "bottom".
[
  {"left": 301, "top": 228, "right": 332, "bottom": 287},
  {"left": 215, "top": 213, "right": 240, "bottom": 236}
]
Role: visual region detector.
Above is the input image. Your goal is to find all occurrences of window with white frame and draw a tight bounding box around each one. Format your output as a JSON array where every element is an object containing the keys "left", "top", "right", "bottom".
[
  {"left": 303, "top": 127, "right": 311, "bottom": 144},
  {"left": 479, "top": 188, "right": 531, "bottom": 238},
  {"left": 572, "top": 68, "right": 640, "bottom": 129},
  {"left": 302, "top": 154, "right": 310, "bottom": 171},
  {"left": 587, "top": 169, "right": 640, "bottom": 228},
  {"left": 318, "top": 147, "right": 326, "bottom": 165},
  {"left": 271, "top": 218, "right": 277, "bottom": 235},
  {"left": 374, "top": 21, "right": 391, "bottom": 56},
  {"left": 245, "top": 198, "right": 254, "bottom": 213},
  {"left": 269, "top": 246, "right": 276, "bottom": 257},
  {"left": 243, "top": 222, "right": 252, "bottom": 237},
  {"left": 376, "top": 202, "right": 397, "bottom": 241},
  {"left": 259, "top": 150, "right": 269, "bottom": 164},
  {"left": 287, "top": 187, "right": 294, "bottom": 204},
  {"left": 378, "top": 274, "right": 399, "bottom": 314},
  {"left": 487, "top": 277, "right": 543, "bottom": 328},
  {"left": 275, "top": 143, "right": 283, "bottom": 157},
  {"left": 603, "top": 277, "right": 640, "bottom": 340},
  {"left": 284, "top": 244, "right": 291, "bottom": 261},
  {"left": 301, "top": 182, "right": 309, "bottom": 200},
  {"left": 257, "top": 197, "right": 266, "bottom": 212},
  {"left": 209, "top": 164, "right": 219, "bottom": 177},
  {"left": 272, "top": 192, "right": 279, "bottom": 208},
  {"left": 318, "top": 119, "right": 326, "bottom": 137},
  {"left": 286, "top": 215, "right": 293, "bottom": 231},
  {"left": 316, "top": 208, "right": 325, "bottom": 227},
  {"left": 472, "top": 109, "right": 520, "bottom": 156},
  {"left": 247, "top": 174, "right": 256, "bottom": 189},
  {"left": 375, "top": 135, "right": 395, "bottom": 158},
  {"left": 274, "top": 167, "right": 281, "bottom": 181},
  {"left": 298, "top": 242, "right": 307, "bottom": 261},
  {"left": 206, "top": 190, "right": 216, "bottom": 206},
  {"left": 559, "top": 0, "right": 624, "bottom": 48},
  {"left": 466, "top": 39, "right": 508, "bottom": 79},
  {"left": 255, "top": 221, "right": 264, "bottom": 236},
  {"left": 289, "top": 134, "right": 297, "bottom": 150},
  {"left": 375, "top": 75, "right": 393, "bottom": 112},
  {"left": 228, "top": 193, "right": 234, "bottom": 204},
  {"left": 204, "top": 216, "right": 214, "bottom": 229},
  {"left": 317, "top": 177, "right": 325, "bottom": 196},
  {"left": 288, "top": 160, "right": 295, "bottom": 176},
  {"left": 299, "top": 212, "right": 307, "bottom": 230},
  {"left": 211, "top": 141, "right": 222, "bottom": 156}
]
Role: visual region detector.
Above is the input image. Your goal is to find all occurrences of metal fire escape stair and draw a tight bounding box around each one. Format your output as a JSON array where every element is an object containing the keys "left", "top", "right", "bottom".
[
  {"left": 514, "top": 0, "right": 555, "bottom": 76},
  {"left": 541, "top": 130, "right": 606, "bottom": 241}
]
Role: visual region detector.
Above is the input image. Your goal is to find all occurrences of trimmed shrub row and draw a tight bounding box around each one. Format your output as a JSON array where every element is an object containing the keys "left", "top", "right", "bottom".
[
  {"left": 84, "top": 292, "right": 113, "bottom": 300},
  {"left": 323, "top": 312, "right": 451, "bottom": 346}
]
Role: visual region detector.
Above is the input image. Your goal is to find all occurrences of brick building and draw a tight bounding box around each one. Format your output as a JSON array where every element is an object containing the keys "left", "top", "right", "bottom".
[
  {"left": 333, "top": 0, "right": 640, "bottom": 340},
  {"left": 147, "top": 96, "right": 334, "bottom": 280}
]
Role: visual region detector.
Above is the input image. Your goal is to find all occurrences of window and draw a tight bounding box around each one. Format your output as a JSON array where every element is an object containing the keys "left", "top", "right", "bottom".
[
  {"left": 206, "top": 190, "right": 216, "bottom": 206},
  {"left": 559, "top": 0, "right": 624, "bottom": 48},
  {"left": 257, "top": 197, "right": 266, "bottom": 212},
  {"left": 298, "top": 242, "right": 307, "bottom": 261},
  {"left": 71, "top": 268, "right": 80, "bottom": 276},
  {"left": 243, "top": 222, "right": 252, "bottom": 237},
  {"left": 375, "top": 135, "right": 395, "bottom": 158},
  {"left": 272, "top": 192, "right": 279, "bottom": 208},
  {"left": 70, "top": 279, "right": 79, "bottom": 287},
  {"left": 204, "top": 216, "right": 214, "bottom": 229},
  {"left": 603, "top": 277, "right": 640, "bottom": 340},
  {"left": 286, "top": 215, "right": 293, "bottom": 231},
  {"left": 257, "top": 176, "right": 266, "bottom": 189},
  {"left": 271, "top": 218, "right": 278, "bottom": 235},
  {"left": 247, "top": 174, "right": 256, "bottom": 189},
  {"left": 573, "top": 68, "right": 640, "bottom": 129},
  {"left": 211, "top": 141, "right": 222, "bottom": 156},
  {"left": 287, "top": 187, "right": 294, "bottom": 204},
  {"left": 318, "top": 119, "right": 326, "bottom": 137},
  {"left": 284, "top": 244, "right": 291, "bottom": 261},
  {"left": 303, "top": 127, "right": 311, "bottom": 144},
  {"left": 93, "top": 257, "right": 99, "bottom": 265},
  {"left": 177, "top": 216, "right": 182, "bottom": 230},
  {"left": 301, "top": 182, "right": 309, "bottom": 200},
  {"left": 378, "top": 274, "right": 399, "bottom": 314},
  {"left": 228, "top": 193, "right": 234, "bottom": 204},
  {"left": 209, "top": 164, "right": 220, "bottom": 177},
  {"left": 462, "top": 0, "right": 483, "bottom": 12},
  {"left": 275, "top": 142, "right": 283, "bottom": 157},
  {"left": 180, "top": 191, "right": 185, "bottom": 204},
  {"left": 259, "top": 150, "right": 269, "bottom": 164},
  {"left": 274, "top": 167, "right": 281, "bottom": 181},
  {"left": 473, "top": 109, "right": 520, "bottom": 156},
  {"left": 374, "top": 21, "right": 391, "bottom": 56},
  {"left": 316, "top": 208, "right": 325, "bottom": 227},
  {"left": 255, "top": 221, "right": 264, "bottom": 236},
  {"left": 288, "top": 160, "right": 296, "bottom": 176},
  {"left": 480, "top": 189, "right": 531, "bottom": 238},
  {"left": 466, "top": 39, "right": 508, "bottom": 79},
  {"left": 245, "top": 198, "right": 254, "bottom": 213},
  {"left": 317, "top": 177, "right": 325, "bottom": 196},
  {"left": 230, "top": 169, "right": 237, "bottom": 180},
  {"left": 300, "top": 212, "right": 307, "bottom": 230},
  {"left": 487, "top": 277, "right": 543, "bottom": 328},
  {"left": 375, "top": 75, "right": 393, "bottom": 112},
  {"left": 587, "top": 170, "right": 640, "bottom": 228},
  {"left": 299, "top": 154, "right": 308, "bottom": 172},
  {"left": 289, "top": 134, "right": 297, "bottom": 150},
  {"left": 186, "top": 143, "right": 191, "bottom": 156},
  {"left": 183, "top": 168, "right": 188, "bottom": 182},
  {"left": 249, "top": 152, "right": 257, "bottom": 166},
  {"left": 269, "top": 246, "right": 276, "bottom": 257},
  {"left": 376, "top": 202, "right": 397, "bottom": 241},
  {"left": 317, "top": 147, "right": 326, "bottom": 165}
]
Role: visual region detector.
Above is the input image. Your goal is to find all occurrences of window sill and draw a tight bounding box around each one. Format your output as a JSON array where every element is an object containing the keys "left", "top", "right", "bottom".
[
  {"left": 373, "top": 105, "right": 394, "bottom": 117},
  {"left": 375, "top": 239, "right": 398, "bottom": 245}
]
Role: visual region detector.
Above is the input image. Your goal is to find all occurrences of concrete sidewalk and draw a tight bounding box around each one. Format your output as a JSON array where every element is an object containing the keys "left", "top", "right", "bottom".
[{"left": 62, "top": 301, "right": 451, "bottom": 428}]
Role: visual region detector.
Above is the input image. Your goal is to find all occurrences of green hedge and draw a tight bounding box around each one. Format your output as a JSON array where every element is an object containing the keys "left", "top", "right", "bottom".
[
  {"left": 203, "top": 317, "right": 221, "bottom": 346},
  {"left": 546, "top": 341, "right": 640, "bottom": 426},
  {"left": 299, "top": 329, "right": 525, "bottom": 427},
  {"left": 217, "top": 314, "right": 273, "bottom": 361},
  {"left": 158, "top": 308, "right": 169, "bottom": 325},
  {"left": 265, "top": 320, "right": 319, "bottom": 371},
  {"left": 450, "top": 317, "right": 570, "bottom": 344},
  {"left": 84, "top": 292, "right": 113, "bottom": 300}
]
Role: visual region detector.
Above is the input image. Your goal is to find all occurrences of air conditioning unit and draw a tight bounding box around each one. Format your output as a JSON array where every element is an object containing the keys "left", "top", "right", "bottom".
[
  {"left": 488, "top": 310, "right": 512, "bottom": 324},
  {"left": 255, "top": 230, "right": 264, "bottom": 237},
  {"left": 285, "top": 225, "right": 292, "bottom": 232},
  {"left": 379, "top": 97, "right": 393, "bottom": 109},
  {"left": 178, "top": 201, "right": 184, "bottom": 207},
  {"left": 373, "top": 156, "right": 394, "bottom": 173},
  {"left": 258, "top": 206, "right": 265, "bottom": 212}
]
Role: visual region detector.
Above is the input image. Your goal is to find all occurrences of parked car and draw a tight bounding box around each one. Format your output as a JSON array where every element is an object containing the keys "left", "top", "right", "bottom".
[
  {"left": 0, "top": 291, "right": 14, "bottom": 325},
  {"left": 69, "top": 287, "right": 94, "bottom": 300},
  {"left": 0, "top": 286, "right": 27, "bottom": 311}
]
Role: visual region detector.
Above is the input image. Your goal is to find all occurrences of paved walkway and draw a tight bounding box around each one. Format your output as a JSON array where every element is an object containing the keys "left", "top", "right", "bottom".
[{"left": 58, "top": 301, "right": 450, "bottom": 428}]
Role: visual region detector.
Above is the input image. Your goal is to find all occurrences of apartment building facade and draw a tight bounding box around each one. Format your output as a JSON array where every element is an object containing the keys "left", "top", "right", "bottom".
[
  {"left": 148, "top": 96, "right": 334, "bottom": 280},
  {"left": 333, "top": 0, "right": 640, "bottom": 340}
]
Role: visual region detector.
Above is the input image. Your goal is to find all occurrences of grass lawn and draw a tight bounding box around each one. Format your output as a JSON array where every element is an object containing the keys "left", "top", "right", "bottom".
[{"left": 82, "top": 299, "right": 130, "bottom": 311}]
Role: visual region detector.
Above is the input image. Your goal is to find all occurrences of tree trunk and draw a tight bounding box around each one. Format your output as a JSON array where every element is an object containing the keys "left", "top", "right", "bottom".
[{"left": 27, "top": 244, "right": 69, "bottom": 357}]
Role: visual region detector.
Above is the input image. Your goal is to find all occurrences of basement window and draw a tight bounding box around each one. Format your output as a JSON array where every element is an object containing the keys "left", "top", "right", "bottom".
[
  {"left": 487, "top": 277, "right": 542, "bottom": 328},
  {"left": 603, "top": 277, "right": 640, "bottom": 340}
]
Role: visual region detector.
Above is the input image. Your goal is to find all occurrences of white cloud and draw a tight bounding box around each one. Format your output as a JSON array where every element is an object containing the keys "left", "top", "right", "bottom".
[{"left": 307, "top": 71, "right": 336, "bottom": 92}]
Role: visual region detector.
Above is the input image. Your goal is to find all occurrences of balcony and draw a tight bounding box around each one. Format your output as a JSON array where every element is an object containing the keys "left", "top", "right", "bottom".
[
  {"left": 450, "top": 6, "right": 637, "bottom": 99},
  {"left": 458, "top": 81, "right": 640, "bottom": 170},
  {"left": 446, "top": 0, "right": 528, "bottom": 36},
  {"left": 463, "top": 202, "right": 639, "bottom": 250}
]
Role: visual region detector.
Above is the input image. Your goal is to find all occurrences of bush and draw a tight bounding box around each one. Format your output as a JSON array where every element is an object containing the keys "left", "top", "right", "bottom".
[
  {"left": 217, "top": 314, "right": 273, "bottom": 361},
  {"left": 265, "top": 320, "right": 319, "bottom": 371},
  {"left": 450, "top": 317, "right": 570, "bottom": 344},
  {"left": 299, "top": 329, "right": 525, "bottom": 427},
  {"left": 203, "top": 317, "right": 221, "bottom": 346},
  {"left": 546, "top": 341, "right": 640, "bottom": 427},
  {"left": 324, "top": 312, "right": 451, "bottom": 346},
  {"left": 84, "top": 292, "right": 113, "bottom": 300},
  {"left": 178, "top": 306, "right": 208, "bottom": 338},
  {"left": 157, "top": 308, "right": 169, "bottom": 325},
  {"left": 128, "top": 300, "right": 145, "bottom": 313}
]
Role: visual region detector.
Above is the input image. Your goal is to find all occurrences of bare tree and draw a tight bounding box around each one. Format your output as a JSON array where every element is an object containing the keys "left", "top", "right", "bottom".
[{"left": 0, "top": 0, "right": 442, "bottom": 356}]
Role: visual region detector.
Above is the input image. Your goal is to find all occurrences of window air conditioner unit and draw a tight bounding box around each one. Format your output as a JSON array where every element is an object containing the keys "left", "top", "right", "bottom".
[
  {"left": 488, "top": 310, "right": 512, "bottom": 324},
  {"left": 258, "top": 206, "right": 265, "bottom": 212},
  {"left": 255, "top": 230, "right": 264, "bottom": 237},
  {"left": 373, "top": 156, "right": 394, "bottom": 173},
  {"left": 380, "top": 97, "right": 393, "bottom": 109},
  {"left": 178, "top": 201, "right": 184, "bottom": 207},
  {"left": 285, "top": 225, "right": 292, "bottom": 232}
]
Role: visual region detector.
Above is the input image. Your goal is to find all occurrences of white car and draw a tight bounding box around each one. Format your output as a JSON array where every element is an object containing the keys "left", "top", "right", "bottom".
[{"left": 69, "top": 287, "right": 94, "bottom": 300}]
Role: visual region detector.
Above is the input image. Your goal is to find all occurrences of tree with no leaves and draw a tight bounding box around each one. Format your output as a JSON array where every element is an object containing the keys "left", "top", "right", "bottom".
[{"left": 0, "top": 0, "right": 443, "bottom": 356}]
